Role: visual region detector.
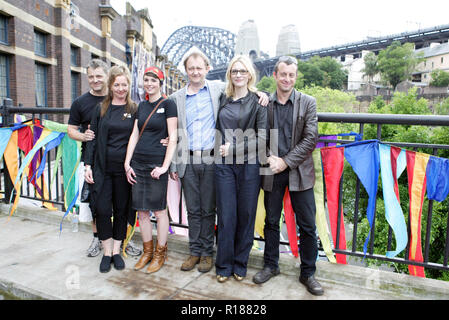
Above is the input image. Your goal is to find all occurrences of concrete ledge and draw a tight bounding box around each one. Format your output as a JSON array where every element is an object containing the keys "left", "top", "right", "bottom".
[
  {"left": 0, "top": 278, "right": 54, "bottom": 300},
  {"left": 2, "top": 203, "right": 449, "bottom": 300}
]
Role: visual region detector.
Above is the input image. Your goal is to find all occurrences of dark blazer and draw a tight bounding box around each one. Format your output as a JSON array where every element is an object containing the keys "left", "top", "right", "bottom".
[
  {"left": 84, "top": 104, "right": 109, "bottom": 216},
  {"left": 215, "top": 91, "right": 267, "bottom": 163},
  {"left": 262, "top": 90, "right": 318, "bottom": 192}
]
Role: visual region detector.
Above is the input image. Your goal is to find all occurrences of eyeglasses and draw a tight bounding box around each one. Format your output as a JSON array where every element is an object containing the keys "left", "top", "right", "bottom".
[
  {"left": 230, "top": 69, "right": 248, "bottom": 76},
  {"left": 278, "top": 56, "right": 298, "bottom": 65}
]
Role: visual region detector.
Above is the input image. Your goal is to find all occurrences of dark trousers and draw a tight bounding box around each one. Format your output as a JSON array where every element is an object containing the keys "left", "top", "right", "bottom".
[
  {"left": 263, "top": 170, "right": 317, "bottom": 277},
  {"left": 95, "top": 165, "right": 130, "bottom": 241},
  {"left": 181, "top": 160, "right": 216, "bottom": 257},
  {"left": 215, "top": 164, "right": 260, "bottom": 277}
]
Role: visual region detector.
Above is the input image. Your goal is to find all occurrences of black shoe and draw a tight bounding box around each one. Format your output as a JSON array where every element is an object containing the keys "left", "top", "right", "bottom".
[
  {"left": 299, "top": 275, "right": 324, "bottom": 296},
  {"left": 252, "top": 266, "right": 280, "bottom": 284},
  {"left": 100, "top": 255, "right": 112, "bottom": 273},
  {"left": 112, "top": 254, "right": 125, "bottom": 270}
]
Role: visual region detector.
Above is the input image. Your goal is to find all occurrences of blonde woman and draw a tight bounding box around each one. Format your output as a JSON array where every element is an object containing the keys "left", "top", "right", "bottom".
[
  {"left": 214, "top": 55, "right": 267, "bottom": 282},
  {"left": 84, "top": 66, "right": 137, "bottom": 273}
]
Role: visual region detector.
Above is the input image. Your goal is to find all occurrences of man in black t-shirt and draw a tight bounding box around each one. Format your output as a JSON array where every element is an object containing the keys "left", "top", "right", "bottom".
[{"left": 68, "top": 59, "right": 108, "bottom": 258}]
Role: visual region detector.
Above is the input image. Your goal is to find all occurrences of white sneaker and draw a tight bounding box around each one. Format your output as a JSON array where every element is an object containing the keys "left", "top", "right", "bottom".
[
  {"left": 124, "top": 240, "right": 142, "bottom": 256},
  {"left": 86, "top": 237, "right": 102, "bottom": 257}
]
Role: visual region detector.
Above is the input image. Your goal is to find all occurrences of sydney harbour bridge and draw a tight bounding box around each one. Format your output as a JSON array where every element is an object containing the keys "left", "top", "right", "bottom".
[{"left": 161, "top": 23, "right": 449, "bottom": 81}]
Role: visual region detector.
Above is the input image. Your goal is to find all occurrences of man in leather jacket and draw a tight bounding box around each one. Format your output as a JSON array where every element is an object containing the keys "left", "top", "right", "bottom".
[{"left": 252, "top": 56, "right": 324, "bottom": 296}]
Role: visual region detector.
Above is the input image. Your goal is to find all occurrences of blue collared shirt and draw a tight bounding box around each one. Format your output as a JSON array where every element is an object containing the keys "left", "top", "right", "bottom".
[{"left": 185, "top": 83, "right": 216, "bottom": 151}]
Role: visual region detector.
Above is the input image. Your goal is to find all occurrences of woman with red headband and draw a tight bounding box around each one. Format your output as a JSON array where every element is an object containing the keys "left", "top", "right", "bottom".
[{"left": 124, "top": 66, "right": 178, "bottom": 273}]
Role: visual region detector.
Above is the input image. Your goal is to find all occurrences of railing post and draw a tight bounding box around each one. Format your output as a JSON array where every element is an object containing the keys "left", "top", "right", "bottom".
[
  {"left": 2, "top": 98, "right": 15, "bottom": 204},
  {"left": 1, "top": 98, "right": 13, "bottom": 127}
]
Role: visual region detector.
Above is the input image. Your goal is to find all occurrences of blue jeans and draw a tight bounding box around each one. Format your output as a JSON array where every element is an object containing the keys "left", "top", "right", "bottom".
[{"left": 215, "top": 163, "right": 261, "bottom": 277}]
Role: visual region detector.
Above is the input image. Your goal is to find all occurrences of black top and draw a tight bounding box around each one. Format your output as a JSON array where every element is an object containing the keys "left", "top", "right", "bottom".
[
  {"left": 216, "top": 92, "right": 267, "bottom": 164},
  {"left": 105, "top": 104, "right": 136, "bottom": 163},
  {"left": 272, "top": 91, "right": 294, "bottom": 158},
  {"left": 68, "top": 91, "right": 105, "bottom": 161},
  {"left": 85, "top": 103, "right": 136, "bottom": 216},
  {"left": 218, "top": 99, "right": 241, "bottom": 145},
  {"left": 132, "top": 97, "right": 177, "bottom": 164}
]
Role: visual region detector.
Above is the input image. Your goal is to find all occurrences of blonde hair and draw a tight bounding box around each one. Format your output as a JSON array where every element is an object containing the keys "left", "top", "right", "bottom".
[
  {"left": 225, "top": 55, "right": 257, "bottom": 98},
  {"left": 101, "top": 65, "right": 136, "bottom": 117}
]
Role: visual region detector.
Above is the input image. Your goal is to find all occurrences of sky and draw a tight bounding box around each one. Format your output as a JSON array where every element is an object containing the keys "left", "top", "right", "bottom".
[{"left": 110, "top": 0, "right": 449, "bottom": 57}]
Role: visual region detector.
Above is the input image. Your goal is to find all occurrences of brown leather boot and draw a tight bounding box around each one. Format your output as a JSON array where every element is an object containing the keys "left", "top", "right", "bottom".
[
  {"left": 134, "top": 240, "right": 153, "bottom": 271},
  {"left": 145, "top": 242, "right": 167, "bottom": 274}
]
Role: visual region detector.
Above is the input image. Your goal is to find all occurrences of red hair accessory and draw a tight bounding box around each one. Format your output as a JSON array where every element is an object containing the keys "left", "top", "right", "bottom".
[{"left": 144, "top": 66, "right": 164, "bottom": 81}]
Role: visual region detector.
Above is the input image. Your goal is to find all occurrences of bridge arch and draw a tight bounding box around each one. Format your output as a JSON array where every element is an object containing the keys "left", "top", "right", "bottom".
[{"left": 161, "top": 26, "right": 236, "bottom": 69}]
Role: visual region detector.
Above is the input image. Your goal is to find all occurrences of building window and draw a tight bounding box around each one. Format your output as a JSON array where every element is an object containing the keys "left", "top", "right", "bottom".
[
  {"left": 35, "top": 63, "right": 47, "bottom": 106},
  {"left": 0, "top": 15, "right": 8, "bottom": 44},
  {"left": 71, "top": 46, "right": 79, "bottom": 67},
  {"left": 442, "top": 57, "right": 444, "bottom": 64},
  {"left": 34, "top": 30, "right": 47, "bottom": 57},
  {"left": 71, "top": 72, "right": 80, "bottom": 102},
  {"left": 0, "top": 54, "right": 9, "bottom": 101},
  {"left": 91, "top": 53, "right": 100, "bottom": 61}
]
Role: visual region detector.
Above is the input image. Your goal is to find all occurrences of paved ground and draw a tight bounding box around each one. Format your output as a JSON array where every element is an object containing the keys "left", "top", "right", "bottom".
[{"left": 1, "top": 203, "right": 449, "bottom": 306}]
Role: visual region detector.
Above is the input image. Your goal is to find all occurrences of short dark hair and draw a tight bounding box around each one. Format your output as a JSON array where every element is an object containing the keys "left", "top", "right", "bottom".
[
  {"left": 144, "top": 71, "right": 163, "bottom": 87},
  {"left": 87, "top": 59, "right": 109, "bottom": 74},
  {"left": 274, "top": 56, "right": 298, "bottom": 73}
]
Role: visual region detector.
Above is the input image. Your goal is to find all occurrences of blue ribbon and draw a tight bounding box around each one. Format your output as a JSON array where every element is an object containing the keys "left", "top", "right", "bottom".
[
  {"left": 379, "top": 143, "right": 408, "bottom": 258},
  {"left": 426, "top": 156, "right": 449, "bottom": 202},
  {"left": 31, "top": 132, "right": 65, "bottom": 181},
  {"left": 344, "top": 140, "right": 380, "bottom": 256}
]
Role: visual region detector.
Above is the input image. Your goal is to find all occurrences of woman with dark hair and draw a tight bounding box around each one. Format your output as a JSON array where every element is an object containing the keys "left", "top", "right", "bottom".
[
  {"left": 124, "top": 66, "right": 177, "bottom": 274},
  {"left": 84, "top": 65, "right": 137, "bottom": 273},
  {"left": 214, "top": 55, "right": 267, "bottom": 282}
]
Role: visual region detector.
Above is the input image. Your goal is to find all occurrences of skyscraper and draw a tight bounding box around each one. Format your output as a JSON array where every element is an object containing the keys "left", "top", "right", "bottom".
[
  {"left": 276, "top": 24, "right": 301, "bottom": 56},
  {"left": 235, "top": 20, "right": 260, "bottom": 58}
]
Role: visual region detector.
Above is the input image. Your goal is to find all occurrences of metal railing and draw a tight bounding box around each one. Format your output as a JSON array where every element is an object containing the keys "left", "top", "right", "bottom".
[
  {"left": 0, "top": 99, "right": 69, "bottom": 210},
  {"left": 320, "top": 112, "right": 449, "bottom": 273},
  {"left": 2, "top": 98, "right": 449, "bottom": 274}
]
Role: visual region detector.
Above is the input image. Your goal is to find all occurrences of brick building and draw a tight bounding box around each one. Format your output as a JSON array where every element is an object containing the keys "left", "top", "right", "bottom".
[{"left": 0, "top": 0, "right": 185, "bottom": 112}]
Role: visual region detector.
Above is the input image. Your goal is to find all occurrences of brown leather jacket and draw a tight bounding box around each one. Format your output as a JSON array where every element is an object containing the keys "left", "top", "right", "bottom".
[{"left": 262, "top": 90, "right": 318, "bottom": 192}]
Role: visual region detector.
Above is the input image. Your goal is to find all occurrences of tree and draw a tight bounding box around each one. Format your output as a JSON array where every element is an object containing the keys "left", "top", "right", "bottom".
[
  {"left": 256, "top": 76, "right": 276, "bottom": 93},
  {"left": 430, "top": 70, "right": 449, "bottom": 87},
  {"left": 298, "top": 60, "right": 325, "bottom": 88},
  {"left": 377, "top": 41, "right": 424, "bottom": 90},
  {"left": 301, "top": 86, "right": 359, "bottom": 134},
  {"left": 298, "top": 56, "right": 347, "bottom": 90},
  {"left": 310, "top": 56, "right": 348, "bottom": 90},
  {"left": 361, "top": 52, "right": 379, "bottom": 84},
  {"left": 434, "top": 97, "right": 449, "bottom": 115}
]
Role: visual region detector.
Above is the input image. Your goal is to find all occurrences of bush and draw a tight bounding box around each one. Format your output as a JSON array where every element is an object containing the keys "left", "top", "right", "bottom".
[
  {"left": 430, "top": 70, "right": 449, "bottom": 87},
  {"left": 301, "top": 86, "right": 359, "bottom": 135}
]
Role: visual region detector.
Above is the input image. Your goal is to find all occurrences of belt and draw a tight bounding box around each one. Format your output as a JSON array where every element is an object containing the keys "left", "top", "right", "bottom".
[{"left": 189, "top": 149, "right": 214, "bottom": 157}]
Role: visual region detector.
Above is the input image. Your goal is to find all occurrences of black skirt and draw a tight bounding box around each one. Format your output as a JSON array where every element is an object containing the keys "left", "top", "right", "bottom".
[{"left": 131, "top": 160, "right": 168, "bottom": 211}]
